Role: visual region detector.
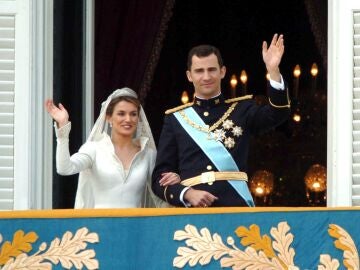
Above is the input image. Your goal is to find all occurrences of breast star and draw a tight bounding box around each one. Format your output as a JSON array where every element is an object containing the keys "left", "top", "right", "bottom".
[
  {"left": 224, "top": 137, "right": 235, "bottom": 149},
  {"left": 222, "top": 119, "right": 234, "bottom": 130},
  {"left": 232, "top": 126, "right": 243, "bottom": 137}
]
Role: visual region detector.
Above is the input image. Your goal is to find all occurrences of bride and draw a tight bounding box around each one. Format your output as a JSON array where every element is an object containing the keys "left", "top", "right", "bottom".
[{"left": 45, "top": 87, "right": 178, "bottom": 208}]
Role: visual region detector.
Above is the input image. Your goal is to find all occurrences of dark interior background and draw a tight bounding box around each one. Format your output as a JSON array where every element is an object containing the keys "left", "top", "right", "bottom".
[{"left": 53, "top": 0, "right": 84, "bottom": 208}]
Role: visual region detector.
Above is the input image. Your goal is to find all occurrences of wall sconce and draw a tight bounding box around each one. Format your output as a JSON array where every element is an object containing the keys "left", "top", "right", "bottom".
[
  {"left": 310, "top": 63, "right": 318, "bottom": 77},
  {"left": 181, "top": 90, "right": 189, "bottom": 104},
  {"left": 293, "top": 64, "right": 301, "bottom": 98},
  {"left": 230, "top": 74, "right": 238, "bottom": 89},
  {"left": 240, "top": 70, "right": 248, "bottom": 94},
  {"left": 240, "top": 70, "right": 247, "bottom": 84},
  {"left": 304, "top": 164, "right": 326, "bottom": 192},
  {"left": 310, "top": 63, "right": 318, "bottom": 93},
  {"left": 292, "top": 112, "right": 301, "bottom": 122},
  {"left": 293, "top": 64, "right": 301, "bottom": 78},
  {"left": 249, "top": 170, "right": 274, "bottom": 205},
  {"left": 304, "top": 164, "right": 327, "bottom": 206},
  {"left": 230, "top": 74, "right": 238, "bottom": 98}
]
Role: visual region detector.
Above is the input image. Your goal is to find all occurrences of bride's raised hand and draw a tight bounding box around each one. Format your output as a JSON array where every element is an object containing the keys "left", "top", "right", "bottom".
[{"left": 45, "top": 99, "right": 69, "bottom": 128}]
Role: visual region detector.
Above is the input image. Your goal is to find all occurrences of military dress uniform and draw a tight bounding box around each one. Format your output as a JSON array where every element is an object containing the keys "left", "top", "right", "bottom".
[{"left": 152, "top": 83, "right": 290, "bottom": 207}]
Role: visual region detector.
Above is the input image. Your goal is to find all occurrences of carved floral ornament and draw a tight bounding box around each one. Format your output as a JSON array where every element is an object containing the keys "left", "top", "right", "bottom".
[
  {"left": 0, "top": 227, "right": 99, "bottom": 269},
  {"left": 0, "top": 222, "right": 358, "bottom": 269},
  {"left": 173, "top": 222, "right": 359, "bottom": 269}
]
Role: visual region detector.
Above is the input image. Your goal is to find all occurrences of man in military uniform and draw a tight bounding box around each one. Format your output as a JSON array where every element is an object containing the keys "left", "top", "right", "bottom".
[{"left": 152, "top": 34, "right": 290, "bottom": 207}]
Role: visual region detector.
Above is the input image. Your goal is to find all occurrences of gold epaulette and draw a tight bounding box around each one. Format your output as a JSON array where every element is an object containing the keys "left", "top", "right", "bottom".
[
  {"left": 165, "top": 102, "right": 194, "bottom": 114},
  {"left": 225, "top": 95, "right": 253, "bottom": 103}
]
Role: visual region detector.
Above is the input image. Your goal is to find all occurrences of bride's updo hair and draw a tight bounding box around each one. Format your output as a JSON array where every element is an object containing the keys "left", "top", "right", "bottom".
[{"left": 106, "top": 96, "right": 141, "bottom": 116}]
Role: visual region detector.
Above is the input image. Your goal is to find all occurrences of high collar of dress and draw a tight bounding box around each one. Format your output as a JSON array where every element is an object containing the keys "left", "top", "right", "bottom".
[
  {"left": 193, "top": 93, "right": 225, "bottom": 108},
  {"left": 101, "top": 133, "right": 150, "bottom": 152}
]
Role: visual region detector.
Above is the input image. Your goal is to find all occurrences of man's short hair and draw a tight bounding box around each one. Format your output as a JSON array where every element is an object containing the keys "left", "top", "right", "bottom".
[{"left": 187, "top": 45, "right": 224, "bottom": 70}]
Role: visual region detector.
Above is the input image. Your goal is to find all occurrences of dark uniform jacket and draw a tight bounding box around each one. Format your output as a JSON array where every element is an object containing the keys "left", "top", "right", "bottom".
[{"left": 152, "top": 83, "right": 290, "bottom": 207}]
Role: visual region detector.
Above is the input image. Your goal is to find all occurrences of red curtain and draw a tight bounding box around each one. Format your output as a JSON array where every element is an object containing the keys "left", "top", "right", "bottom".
[{"left": 95, "top": 0, "right": 174, "bottom": 115}]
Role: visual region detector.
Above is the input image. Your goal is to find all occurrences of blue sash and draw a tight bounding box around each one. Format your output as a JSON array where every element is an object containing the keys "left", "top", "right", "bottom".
[{"left": 174, "top": 108, "right": 255, "bottom": 206}]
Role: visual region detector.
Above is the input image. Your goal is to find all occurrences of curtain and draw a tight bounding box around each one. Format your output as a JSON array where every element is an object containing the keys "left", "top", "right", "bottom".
[
  {"left": 304, "top": 0, "right": 327, "bottom": 70},
  {"left": 95, "top": 0, "right": 175, "bottom": 115}
]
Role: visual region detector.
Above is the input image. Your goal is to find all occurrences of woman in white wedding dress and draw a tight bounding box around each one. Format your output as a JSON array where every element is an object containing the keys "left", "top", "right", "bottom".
[{"left": 45, "top": 87, "right": 178, "bottom": 208}]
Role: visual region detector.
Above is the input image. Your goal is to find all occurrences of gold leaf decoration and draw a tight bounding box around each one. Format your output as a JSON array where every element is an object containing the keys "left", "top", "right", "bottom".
[
  {"left": 235, "top": 224, "right": 276, "bottom": 258},
  {"left": 0, "top": 230, "right": 38, "bottom": 265},
  {"left": 173, "top": 222, "right": 299, "bottom": 269},
  {"left": 328, "top": 224, "right": 359, "bottom": 270},
  {"left": 318, "top": 254, "right": 340, "bottom": 270},
  {"left": 1, "top": 227, "right": 99, "bottom": 270}
]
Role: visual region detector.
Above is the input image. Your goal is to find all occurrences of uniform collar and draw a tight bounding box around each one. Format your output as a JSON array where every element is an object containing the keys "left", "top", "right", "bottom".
[{"left": 193, "top": 93, "right": 225, "bottom": 108}]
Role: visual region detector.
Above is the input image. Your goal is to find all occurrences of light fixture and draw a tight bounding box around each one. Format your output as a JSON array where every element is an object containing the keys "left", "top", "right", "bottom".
[
  {"left": 293, "top": 65, "right": 301, "bottom": 99},
  {"left": 181, "top": 90, "right": 189, "bottom": 104},
  {"left": 293, "top": 64, "right": 301, "bottom": 78},
  {"left": 240, "top": 70, "right": 247, "bottom": 84},
  {"left": 310, "top": 63, "right": 318, "bottom": 77},
  {"left": 304, "top": 164, "right": 326, "bottom": 192},
  {"left": 249, "top": 170, "right": 274, "bottom": 197},
  {"left": 293, "top": 112, "right": 301, "bottom": 122},
  {"left": 255, "top": 186, "right": 264, "bottom": 195},
  {"left": 230, "top": 74, "right": 238, "bottom": 89}
]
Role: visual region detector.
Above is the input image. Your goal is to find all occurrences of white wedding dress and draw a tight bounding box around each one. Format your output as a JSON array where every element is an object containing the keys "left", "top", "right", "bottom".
[{"left": 55, "top": 122, "right": 158, "bottom": 208}]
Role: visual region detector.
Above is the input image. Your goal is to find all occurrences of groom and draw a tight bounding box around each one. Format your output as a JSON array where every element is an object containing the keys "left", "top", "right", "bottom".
[{"left": 152, "top": 34, "right": 290, "bottom": 207}]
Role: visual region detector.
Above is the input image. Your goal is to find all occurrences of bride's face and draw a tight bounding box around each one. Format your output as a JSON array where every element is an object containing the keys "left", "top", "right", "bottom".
[{"left": 108, "top": 101, "right": 139, "bottom": 137}]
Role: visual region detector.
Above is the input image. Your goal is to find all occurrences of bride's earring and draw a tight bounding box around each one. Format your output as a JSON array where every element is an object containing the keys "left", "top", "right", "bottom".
[{"left": 110, "top": 123, "right": 113, "bottom": 128}]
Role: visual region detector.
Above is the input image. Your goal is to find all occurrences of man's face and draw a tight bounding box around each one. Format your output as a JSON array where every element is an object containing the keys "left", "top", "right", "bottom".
[{"left": 186, "top": 53, "right": 226, "bottom": 99}]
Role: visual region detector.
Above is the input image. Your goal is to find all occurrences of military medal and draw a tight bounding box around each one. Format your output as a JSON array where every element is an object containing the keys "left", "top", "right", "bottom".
[{"left": 178, "top": 102, "right": 244, "bottom": 148}]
